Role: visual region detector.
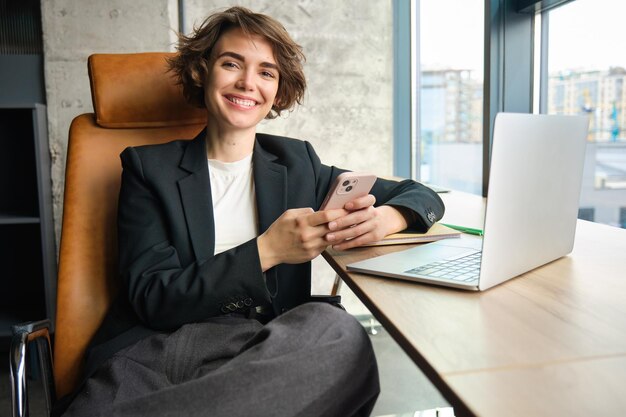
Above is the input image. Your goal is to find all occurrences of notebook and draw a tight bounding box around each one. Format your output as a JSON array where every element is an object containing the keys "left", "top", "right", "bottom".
[
  {"left": 347, "top": 112, "right": 589, "bottom": 291},
  {"left": 362, "top": 223, "right": 461, "bottom": 247}
]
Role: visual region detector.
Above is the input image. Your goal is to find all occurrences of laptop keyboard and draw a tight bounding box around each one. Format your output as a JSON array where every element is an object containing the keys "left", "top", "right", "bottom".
[{"left": 405, "top": 251, "right": 482, "bottom": 283}]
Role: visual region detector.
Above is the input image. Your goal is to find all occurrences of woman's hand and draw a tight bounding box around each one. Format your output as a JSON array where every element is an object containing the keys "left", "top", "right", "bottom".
[
  {"left": 324, "top": 195, "right": 410, "bottom": 251},
  {"left": 256, "top": 196, "right": 414, "bottom": 270},
  {"left": 257, "top": 207, "right": 348, "bottom": 271}
]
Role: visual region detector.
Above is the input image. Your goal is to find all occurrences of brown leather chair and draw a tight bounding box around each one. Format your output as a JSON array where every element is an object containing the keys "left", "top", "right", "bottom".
[{"left": 10, "top": 52, "right": 206, "bottom": 417}]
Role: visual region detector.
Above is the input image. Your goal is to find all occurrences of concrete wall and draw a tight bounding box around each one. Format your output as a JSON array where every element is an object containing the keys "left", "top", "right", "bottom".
[
  {"left": 41, "top": 0, "right": 179, "bottom": 240},
  {"left": 41, "top": 0, "right": 394, "bottom": 294}
]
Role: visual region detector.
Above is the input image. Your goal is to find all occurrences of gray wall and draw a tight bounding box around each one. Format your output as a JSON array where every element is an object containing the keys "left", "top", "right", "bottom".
[{"left": 41, "top": 0, "right": 394, "bottom": 293}]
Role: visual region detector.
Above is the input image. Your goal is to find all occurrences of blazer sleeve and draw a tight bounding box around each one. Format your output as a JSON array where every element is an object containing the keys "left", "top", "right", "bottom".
[
  {"left": 117, "top": 148, "right": 271, "bottom": 331},
  {"left": 305, "top": 141, "right": 445, "bottom": 232}
]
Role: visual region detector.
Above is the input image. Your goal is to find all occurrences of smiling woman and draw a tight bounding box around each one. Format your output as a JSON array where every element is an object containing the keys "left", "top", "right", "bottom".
[
  {"left": 57, "top": 6, "right": 445, "bottom": 417},
  {"left": 201, "top": 28, "right": 280, "bottom": 156},
  {"left": 168, "top": 8, "right": 306, "bottom": 120}
]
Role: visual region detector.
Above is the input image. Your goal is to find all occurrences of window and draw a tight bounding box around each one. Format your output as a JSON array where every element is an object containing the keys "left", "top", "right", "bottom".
[
  {"left": 397, "top": 0, "right": 625, "bottom": 219},
  {"left": 417, "top": 0, "right": 484, "bottom": 194},
  {"left": 578, "top": 207, "right": 595, "bottom": 222},
  {"left": 545, "top": 0, "right": 626, "bottom": 228},
  {"left": 620, "top": 207, "right": 626, "bottom": 228}
]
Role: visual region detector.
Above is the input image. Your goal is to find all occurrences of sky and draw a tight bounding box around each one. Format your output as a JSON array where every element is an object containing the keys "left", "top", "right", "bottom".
[
  {"left": 420, "top": 0, "right": 484, "bottom": 72},
  {"left": 549, "top": 0, "right": 626, "bottom": 72},
  {"left": 419, "top": 0, "right": 626, "bottom": 74}
]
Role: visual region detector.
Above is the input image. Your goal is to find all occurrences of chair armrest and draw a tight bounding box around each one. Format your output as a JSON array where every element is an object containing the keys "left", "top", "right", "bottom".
[
  {"left": 10, "top": 319, "right": 56, "bottom": 417},
  {"left": 308, "top": 295, "right": 345, "bottom": 310}
]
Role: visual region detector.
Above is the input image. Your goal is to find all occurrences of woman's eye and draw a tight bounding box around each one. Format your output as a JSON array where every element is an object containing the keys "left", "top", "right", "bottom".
[
  {"left": 222, "top": 62, "right": 238, "bottom": 69},
  {"left": 261, "top": 71, "right": 276, "bottom": 79}
]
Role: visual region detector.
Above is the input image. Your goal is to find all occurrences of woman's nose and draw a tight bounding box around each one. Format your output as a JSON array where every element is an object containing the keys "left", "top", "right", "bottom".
[{"left": 235, "top": 71, "right": 254, "bottom": 91}]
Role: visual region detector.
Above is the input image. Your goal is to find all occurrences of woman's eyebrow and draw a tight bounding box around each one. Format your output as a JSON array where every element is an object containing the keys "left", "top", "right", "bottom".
[{"left": 217, "top": 51, "right": 278, "bottom": 70}]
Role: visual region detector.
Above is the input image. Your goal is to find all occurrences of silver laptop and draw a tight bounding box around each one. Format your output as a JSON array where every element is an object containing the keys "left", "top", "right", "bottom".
[{"left": 348, "top": 112, "right": 589, "bottom": 291}]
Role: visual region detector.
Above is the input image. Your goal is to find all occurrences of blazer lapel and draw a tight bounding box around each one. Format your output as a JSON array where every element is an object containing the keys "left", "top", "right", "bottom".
[
  {"left": 253, "top": 140, "right": 287, "bottom": 234},
  {"left": 175, "top": 134, "right": 286, "bottom": 263},
  {"left": 253, "top": 139, "right": 286, "bottom": 299},
  {"left": 177, "top": 129, "right": 215, "bottom": 261}
]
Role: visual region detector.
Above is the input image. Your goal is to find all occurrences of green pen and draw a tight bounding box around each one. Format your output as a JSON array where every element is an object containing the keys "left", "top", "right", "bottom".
[{"left": 441, "top": 223, "right": 484, "bottom": 236}]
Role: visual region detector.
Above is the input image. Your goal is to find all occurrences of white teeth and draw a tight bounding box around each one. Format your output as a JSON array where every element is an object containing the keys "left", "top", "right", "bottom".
[{"left": 228, "top": 96, "right": 256, "bottom": 107}]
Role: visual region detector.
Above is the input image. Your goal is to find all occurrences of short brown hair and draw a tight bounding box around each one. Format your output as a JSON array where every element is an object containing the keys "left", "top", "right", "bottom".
[{"left": 168, "top": 6, "right": 306, "bottom": 119}]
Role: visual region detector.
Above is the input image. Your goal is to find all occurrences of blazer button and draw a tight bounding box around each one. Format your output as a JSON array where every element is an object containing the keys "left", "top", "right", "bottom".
[
  {"left": 235, "top": 300, "right": 244, "bottom": 309},
  {"left": 244, "top": 298, "right": 253, "bottom": 306},
  {"left": 227, "top": 303, "right": 237, "bottom": 311}
]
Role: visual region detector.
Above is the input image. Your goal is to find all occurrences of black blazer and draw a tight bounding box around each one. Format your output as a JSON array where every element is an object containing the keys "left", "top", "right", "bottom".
[{"left": 83, "top": 129, "right": 445, "bottom": 379}]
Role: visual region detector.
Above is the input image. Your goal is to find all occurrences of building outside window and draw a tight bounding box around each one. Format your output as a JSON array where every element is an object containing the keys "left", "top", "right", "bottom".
[
  {"left": 417, "top": 0, "right": 484, "bottom": 195},
  {"left": 410, "top": 0, "right": 626, "bottom": 229},
  {"left": 546, "top": 0, "right": 626, "bottom": 228},
  {"left": 619, "top": 207, "right": 626, "bottom": 228},
  {"left": 578, "top": 207, "right": 595, "bottom": 222}
]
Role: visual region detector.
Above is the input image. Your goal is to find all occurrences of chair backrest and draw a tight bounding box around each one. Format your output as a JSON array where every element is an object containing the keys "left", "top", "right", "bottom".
[{"left": 54, "top": 53, "right": 205, "bottom": 397}]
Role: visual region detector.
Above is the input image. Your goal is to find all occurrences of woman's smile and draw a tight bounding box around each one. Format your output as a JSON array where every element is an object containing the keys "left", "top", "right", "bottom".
[{"left": 224, "top": 94, "right": 260, "bottom": 109}]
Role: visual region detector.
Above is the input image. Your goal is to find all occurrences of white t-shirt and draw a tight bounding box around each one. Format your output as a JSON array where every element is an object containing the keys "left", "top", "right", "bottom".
[{"left": 207, "top": 153, "right": 258, "bottom": 255}]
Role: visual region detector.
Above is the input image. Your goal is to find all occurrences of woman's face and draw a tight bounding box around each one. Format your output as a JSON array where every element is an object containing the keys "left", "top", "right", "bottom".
[{"left": 204, "top": 27, "right": 280, "bottom": 133}]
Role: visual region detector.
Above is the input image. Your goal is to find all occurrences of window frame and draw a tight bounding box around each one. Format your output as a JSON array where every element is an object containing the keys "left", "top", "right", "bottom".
[{"left": 393, "top": 0, "right": 575, "bottom": 196}]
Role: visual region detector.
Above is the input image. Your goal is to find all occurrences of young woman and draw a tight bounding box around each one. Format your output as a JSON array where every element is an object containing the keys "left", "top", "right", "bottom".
[{"left": 62, "top": 7, "right": 444, "bottom": 417}]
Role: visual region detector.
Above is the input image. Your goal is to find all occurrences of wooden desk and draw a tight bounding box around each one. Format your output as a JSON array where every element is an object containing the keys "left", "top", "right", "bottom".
[{"left": 322, "top": 191, "right": 626, "bottom": 417}]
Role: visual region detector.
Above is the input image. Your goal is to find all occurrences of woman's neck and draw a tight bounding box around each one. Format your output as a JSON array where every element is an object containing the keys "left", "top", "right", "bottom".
[{"left": 204, "top": 124, "right": 255, "bottom": 162}]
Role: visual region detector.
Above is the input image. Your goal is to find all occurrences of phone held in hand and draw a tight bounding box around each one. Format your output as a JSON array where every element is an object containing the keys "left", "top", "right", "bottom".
[{"left": 319, "top": 172, "right": 377, "bottom": 210}]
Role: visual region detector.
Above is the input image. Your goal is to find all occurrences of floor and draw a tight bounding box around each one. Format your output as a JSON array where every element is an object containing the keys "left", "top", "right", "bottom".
[
  {"left": 1, "top": 260, "right": 453, "bottom": 416},
  {"left": 340, "top": 283, "right": 452, "bottom": 417}
]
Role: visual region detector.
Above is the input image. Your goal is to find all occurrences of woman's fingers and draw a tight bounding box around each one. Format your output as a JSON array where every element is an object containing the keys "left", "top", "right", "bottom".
[
  {"left": 344, "top": 194, "right": 376, "bottom": 211},
  {"left": 327, "top": 206, "right": 376, "bottom": 233},
  {"left": 325, "top": 206, "right": 391, "bottom": 249},
  {"left": 259, "top": 207, "right": 354, "bottom": 269}
]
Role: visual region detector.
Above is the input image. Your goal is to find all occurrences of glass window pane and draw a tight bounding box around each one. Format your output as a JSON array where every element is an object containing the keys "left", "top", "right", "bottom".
[
  {"left": 418, "top": 0, "right": 484, "bottom": 194},
  {"left": 547, "top": 0, "right": 626, "bottom": 228}
]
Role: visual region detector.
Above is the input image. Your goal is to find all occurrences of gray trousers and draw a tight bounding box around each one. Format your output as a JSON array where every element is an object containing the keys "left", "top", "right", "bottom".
[{"left": 63, "top": 303, "right": 380, "bottom": 417}]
